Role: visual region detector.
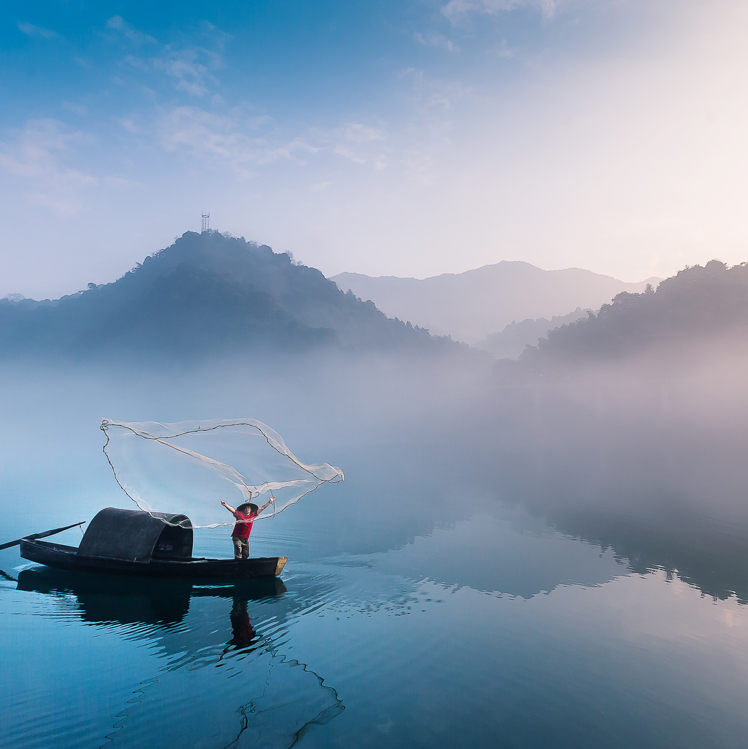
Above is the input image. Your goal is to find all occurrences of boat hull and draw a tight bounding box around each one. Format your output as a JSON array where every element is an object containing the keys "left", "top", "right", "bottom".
[{"left": 20, "top": 539, "right": 288, "bottom": 579}]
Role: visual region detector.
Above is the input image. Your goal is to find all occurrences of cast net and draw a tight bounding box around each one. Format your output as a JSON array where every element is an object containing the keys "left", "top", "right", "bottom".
[{"left": 100, "top": 418, "right": 344, "bottom": 528}]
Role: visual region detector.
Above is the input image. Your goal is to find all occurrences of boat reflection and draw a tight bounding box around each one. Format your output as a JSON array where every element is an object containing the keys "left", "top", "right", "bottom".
[
  {"left": 15, "top": 566, "right": 345, "bottom": 747},
  {"left": 17, "top": 566, "right": 286, "bottom": 627}
]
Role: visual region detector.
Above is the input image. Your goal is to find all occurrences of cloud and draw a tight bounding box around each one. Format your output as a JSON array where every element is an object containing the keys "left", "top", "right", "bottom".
[
  {"left": 400, "top": 68, "right": 469, "bottom": 109},
  {"left": 116, "top": 117, "right": 140, "bottom": 133},
  {"left": 335, "top": 123, "right": 385, "bottom": 145},
  {"left": 104, "top": 19, "right": 231, "bottom": 100},
  {"left": 103, "top": 175, "right": 141, "bottom": 189},
  {"left": 323, "top": 123, "right": 388, "bottom": 166},
  {"left": 158, "top": 106, "right": 317, "bottom": 177},
  {"left": 494, "top": 39, "right": 514, "bottom": 58},
  {"left": 62, "top": 102, "right": 88, "bottom": 117},
  {"left": 0, "top": 119, "right": 97, "bottom": 214},
  {"left": 199, "top": 21, "right": 232, "bottom": 52},
  {"left": 17, "top": 21, "right": 57, "bottom": 39},
  {"left": 331, "top": 146, "right": 366, "bottom": 164},
  {"left": 441, "top": 0, "right": 568, "bottom": 21},
  {"left": 258, "top": 137, "right": 319, "bottom": 165},
  {"left": 106, "top": 16, "right": 157, "bottom": 45},
  {"left": 414, "top": 31, "right": 460, "bottom": 52},
  {"left": 157, "top": 106, "right": 393, "bottom": 176},
  {"left": 118, "top": 42, "right": 224, "bottom": 98},
  {"left": 123, "top": 54, "right": 150, "bottom": 72},
  {"left": 155, "top": 47, "right": 220, "bottom": 97}
]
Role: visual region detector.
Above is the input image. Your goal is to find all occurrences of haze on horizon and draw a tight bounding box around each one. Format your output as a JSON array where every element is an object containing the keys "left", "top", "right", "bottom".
[{"left": 2, "top": 0, "right": 748, "bottom": 300}]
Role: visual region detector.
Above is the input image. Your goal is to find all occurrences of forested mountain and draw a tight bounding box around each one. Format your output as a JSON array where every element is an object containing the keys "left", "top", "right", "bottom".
[
  {"left": 332, "top": 263, "right": 657, "bottom": 343},
  {"left": 0, "top": 231, "right": 447, "bottom": 359},
  {"left": 517, "top": 260, "right": 748, "bottom": 368}
]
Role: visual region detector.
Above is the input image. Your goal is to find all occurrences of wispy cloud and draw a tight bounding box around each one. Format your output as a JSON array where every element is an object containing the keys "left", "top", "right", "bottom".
[
  {"left": 414, "top": 31, "right": 460, "bottom": 53},
  {"left": 116, "top": 117, "right": 140, "bottom": 133},
  {"left": 62, "top": 102, "right": 88, "bottom": 117},
  {"left": 259, "top": 137, "right": 319, "bottom": 165},
  {"left": 103, "top": 175, "right": 141, "bottom": 189},
  {"left": 442, "top": 0, "right": 567, "bottom": 21},
  {"left": 158, "top": 106, "right": 318, "bottom": 177},
  {"left": 111, "top": 21, "right": 227, "bottom": 98},
  {"left": 156, "top": 105, "right": 393, "bottom": 176},
  {"left": 122, "top": 54, "right": 150, "bottom": 72},
  {"left": 0, "top": 119, "right": 97, "bottom": 214},
  {"left": 322, "top": 123, "right": 387, "bottom": 166},
  {"left": 400, "top": 68, "right": 469, "bottom": 109},
  {"left": 106, "top": 16, "right": 157, "bottom": 45},
  {"left": 17, "top": 21, "right": 57, "bottom": 39},
  {"left": 493, "top": 39, "right": 514, "bottom": 58},
  {"left": 155, "top": 47, "right": 221, "bottom": 97}
]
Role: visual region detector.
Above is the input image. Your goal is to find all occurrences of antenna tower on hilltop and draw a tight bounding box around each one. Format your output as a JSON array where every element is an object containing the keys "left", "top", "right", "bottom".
[{"left": 201, "top": 212, "right": 210, "bottom": 233}]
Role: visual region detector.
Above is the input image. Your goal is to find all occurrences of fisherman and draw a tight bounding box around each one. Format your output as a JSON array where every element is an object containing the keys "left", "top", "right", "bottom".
[{"left": 221, "top": 496, "right": 274, "bottom": 560}]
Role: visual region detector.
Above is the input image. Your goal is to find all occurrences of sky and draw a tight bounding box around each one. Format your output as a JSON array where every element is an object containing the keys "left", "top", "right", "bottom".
[{"left": 1, "top": 0, "right": 747, "bottom": 299}]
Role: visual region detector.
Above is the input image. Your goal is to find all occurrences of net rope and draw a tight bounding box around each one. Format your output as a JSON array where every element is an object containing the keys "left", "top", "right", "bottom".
[{"left": 101, "top": 418, "right": 344, "bottom": 528}]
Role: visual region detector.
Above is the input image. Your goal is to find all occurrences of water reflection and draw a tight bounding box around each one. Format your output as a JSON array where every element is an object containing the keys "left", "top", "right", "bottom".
[
  {"left": 227, "top": 595, "right": 258, "bottom": 650},
  {"left": 16, "top": 567, "right": 287, "bottom": 626},
  {"left": 10, "top": 567, "right": 344, "bottom": 749},
  {"left": 484, "top": 377, "right": 748, "bottom": 605},
  {"left": 504, "top": 503, "right": 748, "bottom": 604}
]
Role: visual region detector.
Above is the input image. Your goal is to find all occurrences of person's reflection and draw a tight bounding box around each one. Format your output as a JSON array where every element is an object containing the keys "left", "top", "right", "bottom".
[{"left": 228, "top": 595, "right": 257, "bottom": 649}]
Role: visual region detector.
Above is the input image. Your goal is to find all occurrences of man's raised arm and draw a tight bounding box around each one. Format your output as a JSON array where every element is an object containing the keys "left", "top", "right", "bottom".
[{"left": 257, "top": 496, "right": 276, "bottom": 515}]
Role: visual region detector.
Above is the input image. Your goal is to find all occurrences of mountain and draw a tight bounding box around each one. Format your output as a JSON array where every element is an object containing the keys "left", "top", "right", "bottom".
[
  {"left": 331, "top": 263, "right": 659, "bottom": 344},
  {"left": 517, "top": 260, "right": 748, "bottom": 368},
  {"left": 474, "top": 308, "right": 590, "bottom": 359},
  {"left": 0, "top": 231, "right": 449, "bottom": 360}
]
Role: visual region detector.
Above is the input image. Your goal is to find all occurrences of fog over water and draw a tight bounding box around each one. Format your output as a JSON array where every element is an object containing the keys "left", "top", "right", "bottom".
[{"left": 4, "top": 345, "right": 748, "bottom": 601}]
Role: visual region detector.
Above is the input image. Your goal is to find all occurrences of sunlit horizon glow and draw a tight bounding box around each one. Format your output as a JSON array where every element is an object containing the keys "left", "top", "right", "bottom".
[{"left": 1, "top": 0, "right": 747, "bottom": 299}]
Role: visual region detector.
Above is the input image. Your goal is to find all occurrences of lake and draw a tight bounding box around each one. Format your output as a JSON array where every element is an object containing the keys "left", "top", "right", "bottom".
[{"left": 2, "top": 359, "right": 748, "bottom": 748}]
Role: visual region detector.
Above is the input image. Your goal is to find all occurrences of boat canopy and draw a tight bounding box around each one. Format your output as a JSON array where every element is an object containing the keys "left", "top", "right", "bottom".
[{"left": 77, "top": 508, "right": 193, "bottom": 563}]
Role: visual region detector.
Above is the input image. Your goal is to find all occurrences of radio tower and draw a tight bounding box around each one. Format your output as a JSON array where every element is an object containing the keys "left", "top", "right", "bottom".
[{"left": 201, "top": 211, "right": 210, "bottom": 233}]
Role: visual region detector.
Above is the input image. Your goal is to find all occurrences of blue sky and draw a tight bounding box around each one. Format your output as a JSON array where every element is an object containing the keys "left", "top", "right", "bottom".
[{"left": 2, "top": 1, "right": 747, "bottom": 298}]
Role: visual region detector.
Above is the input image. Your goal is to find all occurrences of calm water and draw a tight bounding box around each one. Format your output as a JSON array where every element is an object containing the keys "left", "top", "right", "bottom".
[
  {"left": 2, "top": 506, "right": 748, "bottom": 749},
  {"left": 3, "top": 362, "right": 748, "bottom": 748}
]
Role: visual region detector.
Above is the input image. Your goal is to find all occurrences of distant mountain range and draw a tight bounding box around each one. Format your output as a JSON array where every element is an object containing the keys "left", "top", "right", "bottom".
[
  {"left": 0, "top": 232, "right": 451, "bottom": 360},
  {"left": 331, "top": 263, "right": 659, "bottom": 344}
]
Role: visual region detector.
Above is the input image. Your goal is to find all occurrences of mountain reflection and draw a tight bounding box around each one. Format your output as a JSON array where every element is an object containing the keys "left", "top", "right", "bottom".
[{"left": 537, "top": 506, "right": 748, "bottom": 604}]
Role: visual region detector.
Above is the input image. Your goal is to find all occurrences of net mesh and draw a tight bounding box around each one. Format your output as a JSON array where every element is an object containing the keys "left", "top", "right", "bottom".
[{"left": 100, "top": 418, "right": 344, "bottom": 528}]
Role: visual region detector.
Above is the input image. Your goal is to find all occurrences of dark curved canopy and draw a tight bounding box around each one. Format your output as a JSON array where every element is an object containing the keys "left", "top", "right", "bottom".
[{"left": 77, "top": 507, "right": 193, "bottom": 563}]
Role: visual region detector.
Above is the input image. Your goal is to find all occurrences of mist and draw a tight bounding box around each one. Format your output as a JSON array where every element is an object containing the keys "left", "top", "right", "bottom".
[{"left": 4, "top": 335, "right": 748, "bottom": 602}]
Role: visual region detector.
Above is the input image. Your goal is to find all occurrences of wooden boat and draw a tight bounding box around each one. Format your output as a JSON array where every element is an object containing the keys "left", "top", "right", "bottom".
[{"left": 20, "top": 507, "right": 288, "bottom": 580}]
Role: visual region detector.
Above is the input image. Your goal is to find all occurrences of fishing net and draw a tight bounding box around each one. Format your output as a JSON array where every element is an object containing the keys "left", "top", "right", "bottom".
[{"left": 100, "top": 419, "right": 344, "bottom": 528}]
